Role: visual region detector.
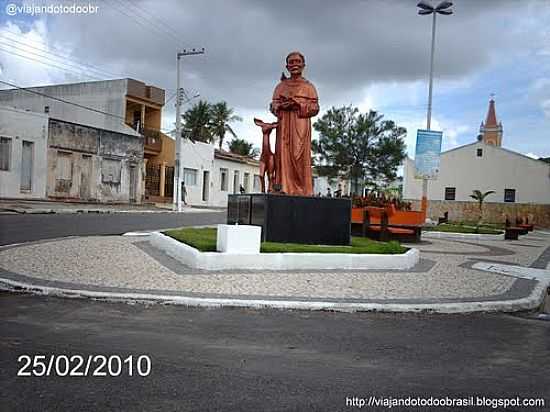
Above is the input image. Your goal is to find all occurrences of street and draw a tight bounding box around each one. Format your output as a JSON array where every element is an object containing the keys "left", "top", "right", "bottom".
[
  {"left": 1, "top": 293, "right": 549, "bottom": 411},
  {"left": 0, "top": 212, "right": 226, "bottom": 246}
]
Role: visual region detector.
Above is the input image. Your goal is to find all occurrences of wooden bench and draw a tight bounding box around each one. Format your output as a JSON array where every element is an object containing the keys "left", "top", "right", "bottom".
[
  {"left": 504, "top": 218, "right": 527, "bottom": 239},
  {"left": 504, "top": 227, "right": 522, "bottom": 240},
  {"left": 516, "top": 217, "right": 534, "bottom": 232},
  {"left": 353, "top": 208, "right": 422, "bottom": 243},
  {"left": 438, "top": 211, "right": 449, "bottom": 225}
]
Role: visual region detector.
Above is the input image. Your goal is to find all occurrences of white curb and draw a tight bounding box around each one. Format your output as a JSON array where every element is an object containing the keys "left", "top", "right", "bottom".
[
  {"left": 150, "top": 231, "right": 420, "bottom": 271},
  {"left": 423, "top": 231, "right": 504, "bottom": 241},
  {"left": 0, "top": 276, "right": 546, "bottom": 314}
]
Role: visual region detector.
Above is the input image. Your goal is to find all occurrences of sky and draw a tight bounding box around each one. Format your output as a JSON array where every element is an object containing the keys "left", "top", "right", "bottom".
[{"left": 0, "top": 0, "right": 549, "bottom": 160}]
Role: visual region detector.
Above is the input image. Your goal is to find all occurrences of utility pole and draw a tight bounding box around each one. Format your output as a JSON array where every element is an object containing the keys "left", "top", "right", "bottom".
[{"left": 174, "top": 48, "right": 205, "bottom": 212}]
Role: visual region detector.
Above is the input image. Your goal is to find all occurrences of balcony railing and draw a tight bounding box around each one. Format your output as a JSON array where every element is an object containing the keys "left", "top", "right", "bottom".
[{"left": 143, "top": 127, "right": 162, "bottom": 153}]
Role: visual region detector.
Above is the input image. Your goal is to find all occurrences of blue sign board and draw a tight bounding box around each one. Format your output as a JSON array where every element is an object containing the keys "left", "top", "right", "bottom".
[{"left": 414, "top": 129, "right": 443, "bottom": 179}]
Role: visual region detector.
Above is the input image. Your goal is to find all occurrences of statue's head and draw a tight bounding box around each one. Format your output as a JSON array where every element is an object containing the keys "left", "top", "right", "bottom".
[{"left": 286, "top": 51, "right": 305, "bottom": 77}]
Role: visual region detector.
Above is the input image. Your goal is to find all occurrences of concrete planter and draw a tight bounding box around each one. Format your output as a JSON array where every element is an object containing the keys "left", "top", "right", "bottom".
[
  {"left": 150, "top": 232, "right": 420, "bottom": 271},
  {"left": 423, "top": 230, "right": 505, "bottom": 241}
]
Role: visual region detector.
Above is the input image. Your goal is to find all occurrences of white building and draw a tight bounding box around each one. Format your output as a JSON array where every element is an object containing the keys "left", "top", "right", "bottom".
[
  {"left": 0, "top": 79, "right": 168, "bottom": 203},
  {"left": 403, "top": 142, "right": 550, "bottom": 203},
  {"left": 0, "top": 107, "right": 49, "bottom": 199},
  {"left": 403, "top": 99, "right": 550, "bottom": 205},
  {"left": 180, "top": 140, "right": 261, "bottom": 207}
]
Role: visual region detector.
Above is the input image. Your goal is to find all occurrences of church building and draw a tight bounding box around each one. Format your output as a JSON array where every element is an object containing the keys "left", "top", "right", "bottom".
[{"left": 402, "top": 98, "right": 550, "bottom": 225}]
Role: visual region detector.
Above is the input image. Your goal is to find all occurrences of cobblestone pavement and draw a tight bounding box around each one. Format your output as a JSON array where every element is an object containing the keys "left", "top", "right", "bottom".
[{"left": 1, "top": 231, "right": 549, "bottom": 303}]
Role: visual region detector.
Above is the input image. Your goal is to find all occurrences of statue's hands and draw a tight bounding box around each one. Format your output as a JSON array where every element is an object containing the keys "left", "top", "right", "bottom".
[{"left": 280, "top": 97, "right": 299, "bottom": 111}]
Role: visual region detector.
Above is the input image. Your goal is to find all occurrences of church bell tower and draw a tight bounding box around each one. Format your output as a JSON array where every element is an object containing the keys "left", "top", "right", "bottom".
[{"left": 479, "top": 97, "right": 503, "bottom": 146}]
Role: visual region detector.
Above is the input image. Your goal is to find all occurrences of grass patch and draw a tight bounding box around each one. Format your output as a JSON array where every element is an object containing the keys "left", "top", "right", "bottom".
[
  {"left": 164, "top": 227, "right": 407, "bottom": 255},
  {"left": 424, "top": 223, "right": 503, "bottom": 235}
]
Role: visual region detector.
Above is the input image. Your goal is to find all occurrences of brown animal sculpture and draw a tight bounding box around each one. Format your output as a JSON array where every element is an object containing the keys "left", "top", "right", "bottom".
[{"left": 253, "top": 118, "right": 278, "bottom": 193}]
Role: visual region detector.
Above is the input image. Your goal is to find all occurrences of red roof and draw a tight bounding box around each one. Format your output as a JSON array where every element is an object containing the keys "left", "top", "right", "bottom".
[{"left": 485, "top": 99, "right": 498, "bottom": 127}]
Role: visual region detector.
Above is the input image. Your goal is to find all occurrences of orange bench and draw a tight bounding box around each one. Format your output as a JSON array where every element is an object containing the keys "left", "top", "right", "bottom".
[{"left": 352, "top": 207, "right": 422, "bottom": 243}]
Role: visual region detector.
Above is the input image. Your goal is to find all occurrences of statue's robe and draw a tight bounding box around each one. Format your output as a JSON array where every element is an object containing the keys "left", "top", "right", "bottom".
[{"left": 270, "top": 77, "right": 319, "bottom": 196}]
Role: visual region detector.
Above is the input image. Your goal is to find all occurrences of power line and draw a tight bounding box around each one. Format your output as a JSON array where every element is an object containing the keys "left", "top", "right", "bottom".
[
  {"left": 0, "top": 46, "right": 100, "bottom": 80},
  {"left": 0, "top": 40, "right": 109, "bottom": 80},
  {"left": 107, "top": 0, "right": 183, "bottom": 48},
  {"left": 0, "top": 29, "right": 127, "bottom": 79},
  {"left": 114, "top": 0, "right": 185, "bottom": 46}
]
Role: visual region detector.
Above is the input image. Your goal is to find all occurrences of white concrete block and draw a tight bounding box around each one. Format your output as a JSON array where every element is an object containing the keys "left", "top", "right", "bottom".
[{"left": 216, "top": 224, "right": 261, "bottom": 254}]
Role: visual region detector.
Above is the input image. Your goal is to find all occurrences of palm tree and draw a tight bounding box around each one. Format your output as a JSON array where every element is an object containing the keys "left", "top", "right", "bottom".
[
  {"left": 470, "top": 190, "right": 495, "bottom": 226},
  {"left": 182, "top": 100, "right": 213, "bottom": 143},
  {"left": 228, "top": 137, "right": 259, "bottom": 158},
  {"left": 209, "top": 101, "right": 242, "bottom": 149}
]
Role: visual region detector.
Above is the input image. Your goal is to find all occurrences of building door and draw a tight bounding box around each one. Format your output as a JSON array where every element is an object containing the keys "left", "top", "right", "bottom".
[
  {"left": 129, "top": 165, "right": 138, "bottom": 203},
  {"left": 164, "top": 166, "right": 174, "bottom": 199},
  {"left": 145, "top": 163, "right": 161, "bottom": 197},
  {"left": 202, "top": 170, "right": 210, "bottom": 202},
  {"left": 79, "top": 155, "right": 92, "bottom": 200},
  {"left": 20, "top": 141, "right": 33, "bottom": 191},
  {"left": 233, "top": 171, "right": 239, "bottom": 194}
]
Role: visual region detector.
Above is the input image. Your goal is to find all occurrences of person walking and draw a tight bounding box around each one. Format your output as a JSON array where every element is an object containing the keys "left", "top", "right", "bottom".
[{"left": 181, "top": 181, "right": 188, "bottom": 205}]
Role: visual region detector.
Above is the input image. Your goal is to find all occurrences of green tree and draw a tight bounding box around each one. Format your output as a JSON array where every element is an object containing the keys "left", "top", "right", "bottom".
[
  {"left": 209, "top": 101, "right": 242, "bottom": 149},
  {"left": 469, "top": 190, "right": 495, "bottom": 226},
  {"left": 228, "top": 137, "right": 259, "bottom": 158},
  {"left": 182, "top": 100, "right": 213, "bottom": 143},
  {"left": 313, "top": 106, "right": 406, "bottom": 195}
]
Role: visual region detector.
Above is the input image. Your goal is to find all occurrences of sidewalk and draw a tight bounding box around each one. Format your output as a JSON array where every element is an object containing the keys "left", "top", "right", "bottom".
[
  {"left": 0, "top": 199, "right": 220, "bottom": 214},
  {"left": 1, "top": 230, "right": 549, "bottom": 313}
]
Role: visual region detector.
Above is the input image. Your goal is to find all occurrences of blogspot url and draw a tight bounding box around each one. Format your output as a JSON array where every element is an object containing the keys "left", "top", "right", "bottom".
[
  {"left": 346, "top": 395, "right": 546, "bottom": 409},
  {"left": 5, "top": 3, "right": 99, "bottom": 17}
]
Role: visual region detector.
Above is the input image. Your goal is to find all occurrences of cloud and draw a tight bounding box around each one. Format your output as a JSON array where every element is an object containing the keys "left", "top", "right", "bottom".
[{"left": 1, "top": 0, "right": 548, "bottom": 158}]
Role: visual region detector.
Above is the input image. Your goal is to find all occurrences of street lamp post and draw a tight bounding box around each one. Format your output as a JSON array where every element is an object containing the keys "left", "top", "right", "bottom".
[{"left": 416, "top": 0, "right": 453, "bottom": 219}]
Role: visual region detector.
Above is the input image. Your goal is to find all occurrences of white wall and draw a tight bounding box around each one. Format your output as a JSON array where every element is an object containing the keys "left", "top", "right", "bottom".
[
  {"left": 403, "top": 142, "right": 550, "bottom": 203},
  {"left": 0, "top": 107, "right": 48, "bottom": 199},
  {"left": 0, "top": 79, "right": 139, "bottom": 137},
  {"left": 313, "top": 175, "right": 350, "bottom": 197},
  {"left": 180, "top": 140, "right": 261, "bottom": 207}
]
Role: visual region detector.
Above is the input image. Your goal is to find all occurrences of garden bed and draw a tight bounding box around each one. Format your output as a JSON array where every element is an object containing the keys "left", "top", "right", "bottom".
[
  {"left": 151, "top": 227, "right": 419, "bottom": 271},
  {"left": 164, "top": 227, "right": 407, "bottom": 254}
]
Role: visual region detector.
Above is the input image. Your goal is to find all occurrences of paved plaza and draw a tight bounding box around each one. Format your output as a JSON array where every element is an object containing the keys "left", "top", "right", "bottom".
[{"left": 1, "top": 230, "right": 549, "bottom": 312}]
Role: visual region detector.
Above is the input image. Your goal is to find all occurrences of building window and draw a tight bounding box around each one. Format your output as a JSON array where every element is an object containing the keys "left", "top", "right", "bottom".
[
  {"left": 183, "top": 168, "right": 198, "bottom": 186},
  {"left": 20, "top": 141, "right": 34, "bottom": 191},
  {"left": 233, "top": 170, "right": 240, "bottom": 194},
  {"left": 0, "top": 137, "right": 11, "bottom": 171},
  {"left": 220, "top": 168, "right": 228, "bottom": 191},
  {"left": 477, "top": 148, "right": 483, "bottom": 157},
  {"left": 444, "top": 187, "right": 456, "bottom": 201},
  {"left": 504, "top": 189, "right": 516, "bottom": 203},
  {"left": 101, "top": 159, "right": 121, "bottom": 184},
  {"left": 253, "top": 174, "right": 261, "bottom": 192},
  {"left": 44, "top": 106, "right": 50, "bottom": 114},
  {"left": 243, "top": 172, "right": 250, "bottom": 193},
  {"left": 56, "top": 152, "right": 73, "bottom": 180}
]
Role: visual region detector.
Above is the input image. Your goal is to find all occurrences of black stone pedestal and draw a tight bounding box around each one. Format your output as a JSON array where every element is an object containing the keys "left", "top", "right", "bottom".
[{"left": 227, "top": 194, "right": 351, "bottom": 245}]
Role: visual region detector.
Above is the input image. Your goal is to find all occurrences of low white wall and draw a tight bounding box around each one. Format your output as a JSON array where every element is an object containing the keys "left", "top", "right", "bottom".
[
  {"left": 423, "top": 231, "right": 505, "bottom": 241},
  {"left": 150, "top": 232, "right": 419, "bottom": 271}
]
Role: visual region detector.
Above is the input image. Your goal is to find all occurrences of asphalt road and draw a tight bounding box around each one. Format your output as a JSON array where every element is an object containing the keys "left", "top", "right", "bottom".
[
  {"left": 1, "top": 293, "right": 549, "bottom": 411},
  {"left": 0, "top": 212, "right": 226, "bottom": 246}
]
